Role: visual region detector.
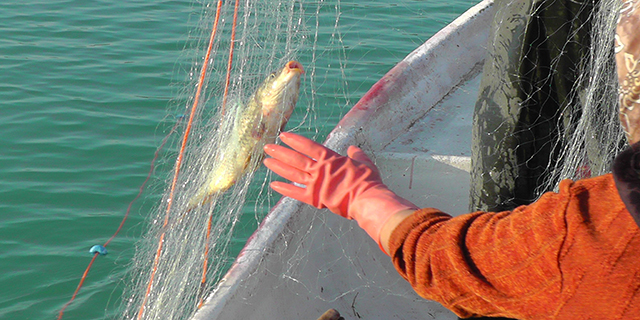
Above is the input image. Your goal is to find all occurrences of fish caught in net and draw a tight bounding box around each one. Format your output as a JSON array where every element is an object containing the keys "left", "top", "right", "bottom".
[
  {"left": 118, "top": 1, "right": 346, "bottom": 319},
  {"left": 116, "top": 0, "right": 627, "bottom": 319},
  {"left": 187, "top": 60, "right": 304, "bottom": 209}
]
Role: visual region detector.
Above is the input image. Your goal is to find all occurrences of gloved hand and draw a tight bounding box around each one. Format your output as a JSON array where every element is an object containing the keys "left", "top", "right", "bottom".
[{"left": 263, "top": 132, "right": 418, "bottom": 249}]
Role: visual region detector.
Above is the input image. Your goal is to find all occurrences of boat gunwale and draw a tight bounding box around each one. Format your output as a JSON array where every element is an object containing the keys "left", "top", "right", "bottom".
[{"left": 192, "top": 1, "right": 496, "bottom": 318}]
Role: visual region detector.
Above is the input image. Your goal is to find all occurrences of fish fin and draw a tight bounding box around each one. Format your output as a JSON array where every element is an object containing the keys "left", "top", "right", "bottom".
[
  {"left": 251, "top": 122, "right": 266, "bottom": 139},
  {"left": 186, "top": 186, "right": 225, "bottom": 211},
  {"left": 186, "top": 190, "right": 210, "bottom": 211},
  {"left": 279, "top": 119, "right": 288, "bottom": 133},
  {"left": 186, "top": 176, "right": 229, "bottom": 210},
  {"left": 243, "top": 153, "right": 253, "bottom": 172},
  {"left": 241, "top": 148, "right": 265, "bottom": 173},
  {"left": 226, "top": 98, "right": 243, "bottom": 113},
  {"left": 220, "top": 99, "right": 244, "bottom": 128}
]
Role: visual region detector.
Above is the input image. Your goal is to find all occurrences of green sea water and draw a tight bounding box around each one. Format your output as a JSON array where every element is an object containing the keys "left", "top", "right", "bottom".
[{"left": 0, "top": 1, "right": 477, "bottom": 319}]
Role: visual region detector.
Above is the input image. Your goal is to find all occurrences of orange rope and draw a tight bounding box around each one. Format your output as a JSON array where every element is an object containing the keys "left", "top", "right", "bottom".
[
  {"left": 197, "top": 0, "right": 241, "bottom": 308},
  {"left": 57, "top": 119, "right": 182, "bottom": 320},
  {"left": 137, "top": 1, "right": 225, "bottom": 318},
  {"left": 57, "top": 254, "right": 98, "bottom": 320}
]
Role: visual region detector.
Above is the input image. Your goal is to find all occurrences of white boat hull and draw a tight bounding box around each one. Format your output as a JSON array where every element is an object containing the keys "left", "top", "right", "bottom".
[{"left": 193, "top": 0, "right": 496, "bottom": 318}]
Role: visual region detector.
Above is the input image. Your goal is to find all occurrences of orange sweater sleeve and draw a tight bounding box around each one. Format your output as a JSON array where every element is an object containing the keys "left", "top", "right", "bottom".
[{"left": 388, "top": 174, "right": 640, "bottom": 319}]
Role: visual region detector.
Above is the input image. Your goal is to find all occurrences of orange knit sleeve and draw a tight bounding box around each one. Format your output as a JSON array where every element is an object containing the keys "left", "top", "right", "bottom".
[{"left": 388, "top": 174, "right": 640, "bottom": 319}]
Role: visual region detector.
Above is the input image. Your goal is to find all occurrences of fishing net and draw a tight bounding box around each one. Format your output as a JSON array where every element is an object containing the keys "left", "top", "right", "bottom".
[
  {"left": 470, "top": 0, "right": 625, "bottom": 212},
  {"left": 119, "top": 1, "right": 349, "bottom": 319},
  {"left": 117, "top": 0, "right": 626, "bottom": 319}
]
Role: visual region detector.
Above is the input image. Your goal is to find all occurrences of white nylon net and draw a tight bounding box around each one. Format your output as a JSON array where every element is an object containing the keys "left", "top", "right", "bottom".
[
  {"left": 470, "top": 0, "right": 624, "bottom": 212},
  {"left": 119, "top": 1, "right": 349, "bottom": 319},
  {"left": 118, "top": 0, "right": 625, "bottom": 319}
]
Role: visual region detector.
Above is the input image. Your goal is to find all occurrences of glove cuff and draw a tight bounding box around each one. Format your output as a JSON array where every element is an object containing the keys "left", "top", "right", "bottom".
[{"left": 349, "top": 186, "right": 418, "bottom": 251}]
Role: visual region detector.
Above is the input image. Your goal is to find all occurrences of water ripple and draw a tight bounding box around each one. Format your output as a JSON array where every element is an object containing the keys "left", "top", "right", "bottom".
[{"left": 0, "top": 0, "right": 476, "bottom": 319}]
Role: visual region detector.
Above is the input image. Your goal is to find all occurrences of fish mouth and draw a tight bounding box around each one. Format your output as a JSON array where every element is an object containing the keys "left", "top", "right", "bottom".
[
  {"left": 270, "top": 61, "right": 303, "bottom": 92},
  {"left": 259, "top": 61, "right": 303, "bottom": 118},
  {"left": 284, "top": 60, "right": 304, "bottom": 74}
]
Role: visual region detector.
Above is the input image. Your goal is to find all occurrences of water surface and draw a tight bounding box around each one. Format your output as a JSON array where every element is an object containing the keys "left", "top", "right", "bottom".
[{"left": 0, "top": 1, "right": 477, "bottom": 318}]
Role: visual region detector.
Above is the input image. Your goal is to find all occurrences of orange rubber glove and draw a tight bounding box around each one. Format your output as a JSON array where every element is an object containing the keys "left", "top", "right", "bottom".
[{"left": 263, "top": 132, "right": 418, "bottom": 248}]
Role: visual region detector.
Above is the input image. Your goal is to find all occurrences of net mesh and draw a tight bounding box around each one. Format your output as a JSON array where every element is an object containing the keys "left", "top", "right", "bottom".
[
  {"left": 119, "top": 1, "right": 348, "bottom": 319},
  {"left": 543, "top": 0, "right": 625, "bottom": 192},
  {"left": 118, "top": 0, "right": 625, "bottom": 319},
  {"left": 470, "top": 0, "right": 624, "bottom": 212}
]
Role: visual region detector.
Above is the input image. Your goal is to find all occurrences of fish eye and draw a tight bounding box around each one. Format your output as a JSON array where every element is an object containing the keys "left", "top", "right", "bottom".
[{"left": 269, "top": 72, "right": 276, "bottom": 79}]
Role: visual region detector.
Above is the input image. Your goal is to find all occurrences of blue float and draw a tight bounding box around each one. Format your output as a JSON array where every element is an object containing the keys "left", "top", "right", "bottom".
[{"left": 89, "top": 245, "right": 108, "bottom": 256}]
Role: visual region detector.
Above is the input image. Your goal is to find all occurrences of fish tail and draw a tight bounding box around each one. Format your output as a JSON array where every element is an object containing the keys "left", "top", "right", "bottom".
[
  {"left": 186, "top": 189, "right": 218, "bottom": 211},
  {"left": 186, "top": 173, "right": 237, "bottom": 210}
]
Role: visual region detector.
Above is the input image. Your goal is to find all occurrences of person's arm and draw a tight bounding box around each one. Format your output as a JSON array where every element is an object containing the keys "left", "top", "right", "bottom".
[
  {"left": 385, "top": 188, "right": 573, "bottom": 318},
  {"left": 263, "top": 134, "right": 635, "bottom": 319},
  {"left": 387, "top": 174, "right": 637, "bottom": 319},
  {"left": 262, "top": 132, "right": 574, "bottom": 318}
]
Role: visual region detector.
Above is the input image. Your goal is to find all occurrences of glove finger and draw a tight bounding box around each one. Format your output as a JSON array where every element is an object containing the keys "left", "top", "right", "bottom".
[
  {"left": 264, "top": 143, "right": 315, "bottom": 171},
  {"left": 263, "top": 157, "right": 310, "bottom": 184},
  {"left": 270, "top": 181, "right": 312, "bottom": 204},
  {"left": 280, "top": 132, "right": 337, "bottom": 161}
]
